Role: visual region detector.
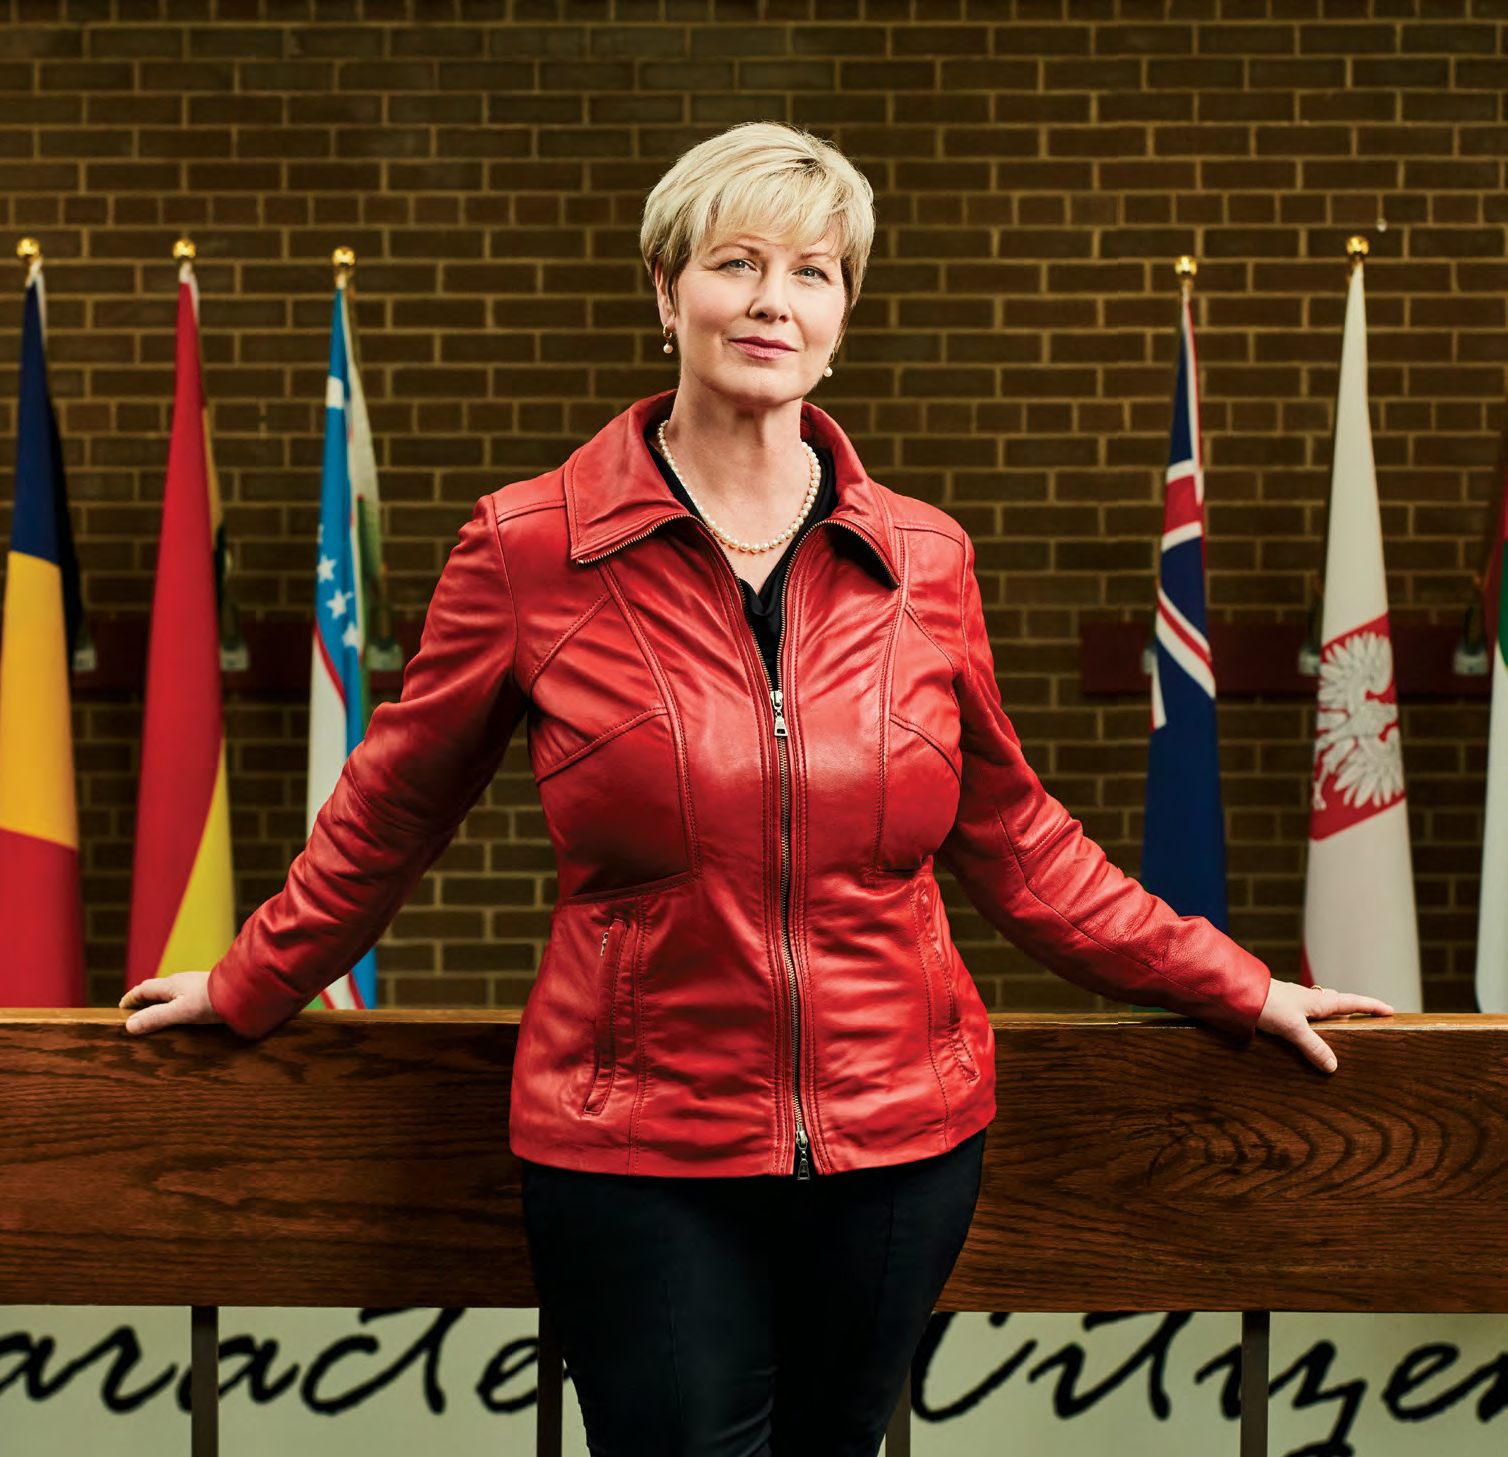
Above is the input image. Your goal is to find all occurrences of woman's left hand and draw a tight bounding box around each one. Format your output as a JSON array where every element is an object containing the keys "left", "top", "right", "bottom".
[{"left": 1256, "top": 978, "right": 1394, "bottom": 1073}]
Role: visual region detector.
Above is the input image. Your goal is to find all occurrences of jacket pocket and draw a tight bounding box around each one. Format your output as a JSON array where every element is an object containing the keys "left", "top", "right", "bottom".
[
  {"left": 918, "top": 877, "right": 978, "bottom": 1084},
  {"left": 583, "top": 909, "right": 635, "bottom": 1116},
  {"left": 877, "top": 608, "right": 963, "bottom": 872}
]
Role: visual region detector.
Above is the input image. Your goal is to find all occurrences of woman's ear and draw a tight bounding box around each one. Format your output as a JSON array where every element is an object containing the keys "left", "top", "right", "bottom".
[{"left": 653, "top": 260, "right": 675, "bottom": 330}]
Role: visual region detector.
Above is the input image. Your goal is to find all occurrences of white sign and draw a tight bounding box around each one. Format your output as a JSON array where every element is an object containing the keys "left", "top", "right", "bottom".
[{"left": 2, "top": 1306, "right": 1507, "bottom": 1454}]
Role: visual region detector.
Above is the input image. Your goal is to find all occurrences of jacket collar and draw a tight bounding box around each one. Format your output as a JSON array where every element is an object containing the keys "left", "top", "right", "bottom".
[{"left": 563, "top": 389, "right": 900, "bottom": 587}]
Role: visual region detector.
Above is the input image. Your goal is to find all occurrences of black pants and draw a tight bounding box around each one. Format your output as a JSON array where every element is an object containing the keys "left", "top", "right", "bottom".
[{"left": 521, "top": 1128, "right": 986, "bottom": 1457}]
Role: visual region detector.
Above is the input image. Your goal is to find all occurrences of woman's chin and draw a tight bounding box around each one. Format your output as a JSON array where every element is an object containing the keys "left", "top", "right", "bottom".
[{"left": 689, "top": 362, "right": 816, "bottom": 410}]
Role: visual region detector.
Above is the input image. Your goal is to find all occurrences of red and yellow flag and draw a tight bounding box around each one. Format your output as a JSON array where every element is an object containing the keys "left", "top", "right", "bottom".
[
  {"left": 0, "top": 248, "right": 85, "bottom": 1005},
  {"left": 125, "top": 250, "right": 235, "bottom": 990}
]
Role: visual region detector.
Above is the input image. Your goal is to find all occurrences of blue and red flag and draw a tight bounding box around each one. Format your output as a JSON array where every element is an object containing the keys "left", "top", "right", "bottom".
[
  {"left": 0, "top": 251, "right": 86, "bottom": 1004},
  {"left": 1140, "top": 286, "right": 1229, "bottom": 929}
]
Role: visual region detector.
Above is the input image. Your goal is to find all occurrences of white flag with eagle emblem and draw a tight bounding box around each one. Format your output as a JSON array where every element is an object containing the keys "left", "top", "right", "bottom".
[{"left": 1301, "top": 254, "right": 1421, "bottom": 1010}]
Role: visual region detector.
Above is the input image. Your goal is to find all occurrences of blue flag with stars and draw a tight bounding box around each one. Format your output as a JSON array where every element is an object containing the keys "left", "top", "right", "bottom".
[{"left": 307, "top": 283, "right": 377, "bottom": 1008}]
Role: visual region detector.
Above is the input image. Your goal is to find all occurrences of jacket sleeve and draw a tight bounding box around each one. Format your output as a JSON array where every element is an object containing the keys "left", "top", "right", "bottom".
[
  {"left": 208, "top": 498, "right": 528, "bottom": 1038},
  {"left": 936, "top": 533, "right": 1271, "bottom": 1035}
]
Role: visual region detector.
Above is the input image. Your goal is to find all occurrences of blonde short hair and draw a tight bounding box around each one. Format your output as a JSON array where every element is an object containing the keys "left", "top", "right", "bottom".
[{"left": 640, "top": 122, "right": 876, "bottom": 326}]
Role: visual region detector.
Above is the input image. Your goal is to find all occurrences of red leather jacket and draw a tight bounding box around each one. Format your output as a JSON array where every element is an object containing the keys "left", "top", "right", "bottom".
[{"left": 209, "top": 390, "right": 1271, "bottom": 1178}]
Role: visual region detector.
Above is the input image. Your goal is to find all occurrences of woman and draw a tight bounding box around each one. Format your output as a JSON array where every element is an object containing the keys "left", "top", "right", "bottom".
[{"left": 122, "top": 122, "right": 1391, "bottom": 1456}]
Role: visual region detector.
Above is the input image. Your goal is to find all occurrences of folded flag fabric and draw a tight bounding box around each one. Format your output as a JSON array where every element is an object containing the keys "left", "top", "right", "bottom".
[
  {"left": 0, "top": 252, "right": 85, "bottom": 1005},
  {"left": 125, "top": 253, "right": 236, "bottom": 990},
  {"left": 306, "top": 279, "right": 379, "bottom": 1010},
  {"left": 1141, "top": 281, "right": 1228, "bottom": 930},
  {"left": 1301, "top": 255, "right": 1421, "bottom": 1010},
  {"left": 1475, "top": 454, "right": 1508, "bottom": 1011}
]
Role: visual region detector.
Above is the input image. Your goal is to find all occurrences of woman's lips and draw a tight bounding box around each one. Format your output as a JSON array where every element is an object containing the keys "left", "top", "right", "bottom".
[{"left": 730, "top": 339, "right": 795, "bottom": 360}]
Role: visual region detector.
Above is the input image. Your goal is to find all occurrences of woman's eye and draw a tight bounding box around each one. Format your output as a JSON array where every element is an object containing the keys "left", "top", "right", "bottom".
[
  {"left": 722, "top": 258, "right": 753, "bottom": 270},
  {"left": 799, "top": 267, "right": 829, "bottom": 281}
]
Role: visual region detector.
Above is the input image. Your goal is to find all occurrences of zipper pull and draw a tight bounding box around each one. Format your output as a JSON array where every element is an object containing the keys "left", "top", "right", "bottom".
[
  {"left": 600, "top": 922, "right": 612, "bottom": 956},
  {"left": 795, "top": 1128, "right": 811, "bottom": 1181},
  {"left": 771, "top": 688, "right": 788, "bottom": 739}
]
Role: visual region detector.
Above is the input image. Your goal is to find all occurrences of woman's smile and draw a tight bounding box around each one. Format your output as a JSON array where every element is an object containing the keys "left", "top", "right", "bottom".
[{"left": 730, "top": 336, "right": 797, "bottom": 360}]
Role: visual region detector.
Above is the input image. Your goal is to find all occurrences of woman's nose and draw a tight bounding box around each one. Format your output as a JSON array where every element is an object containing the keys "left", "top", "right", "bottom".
[{"left": 750, "top": 277, "right": 791, "bottom": 321}]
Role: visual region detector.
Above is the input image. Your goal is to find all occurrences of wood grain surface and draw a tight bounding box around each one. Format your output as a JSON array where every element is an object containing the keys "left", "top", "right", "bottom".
[{"left": 2, "top": 1011, "right": 1506, "bottom": 1313}]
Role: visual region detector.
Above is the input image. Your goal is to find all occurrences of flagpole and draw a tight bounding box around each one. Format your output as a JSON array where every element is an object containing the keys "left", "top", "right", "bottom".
[
  {"left": 306, "top": 243, "right": 381, "bottom": 1009},
  {"left": 1303, "top": 235, "right": 1372, "bottom": 669},
  {"left": 1465, "top": 372, "right": 1508, "bottom": 675},
  {"left": 329, "top": 245, "right": 367, "bottom": 720},
  {"left": 174, "top": 239, "right": 248, "bottom": 674},
  {"left": 0, "top": 231, "right": 87, "bottom": 1003},
  {"left": 332, "top": 246, "right": 402, "bottom": 681},
  {"left": 1301, "top": 231, "right": 1421, "bottom": 1009},
  {"left": 1143, "top": 255, "right": 1201, "bottom": 679},
  {"left": 1175, "top": 252, "right": 1196, "bottom": 297},
  {"left": 16, "top": 238, "right": 41, "bottom": 331},
  {"left": 1141, "top": 251, "right": 1227, "bottom": 930}
]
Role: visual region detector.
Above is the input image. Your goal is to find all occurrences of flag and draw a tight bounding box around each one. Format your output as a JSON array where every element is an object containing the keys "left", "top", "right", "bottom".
[
  {"left": 1301, "top": 254, "right": 1421, "bottom": 1010},
  {"left": 125, "top": 253, "right": 236, "bottom": 990},
  {"left": 0, "top": 252, "right": 85, "bottom": 1004},
  {"left": 1141, "top": 282, "right": 1228, "bottom": 929},
  {"left": 305, "top": 280, "right": 379, "bottom": 1009},
  {"left": 1475, "top": 454, "right": 1508, "bottom": 1010}
]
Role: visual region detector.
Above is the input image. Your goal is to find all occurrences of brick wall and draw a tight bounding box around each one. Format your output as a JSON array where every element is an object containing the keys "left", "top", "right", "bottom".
[{"left": 0, "top": 0, "right": 1503, "bottom": 1011}]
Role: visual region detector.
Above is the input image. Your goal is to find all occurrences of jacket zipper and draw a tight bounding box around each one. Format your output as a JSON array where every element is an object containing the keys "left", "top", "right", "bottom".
[
  {"left": 584, "top": 913, "right": 625, "bottom": 1115},
  {"left": 761, "top": 522, "right": 828, "bottom": 1181},
  {"left": 768, "top": 679, "right": 809, "bottom": 1180},
  {"left": 578, "top": 509, "right": 891, "bottom": 1181}
]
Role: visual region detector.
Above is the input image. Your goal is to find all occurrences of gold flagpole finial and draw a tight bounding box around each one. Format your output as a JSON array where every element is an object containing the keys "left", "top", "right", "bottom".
[
  {"left": 333, "top": 246, "right": 356, "bottom": 283},
  {"left": 17, "top": 237, "right": 40, "bottom": 264},
  {"left": 173, "top": 237, "right": 196, "bottom": 261},
  {"left": 1174, "top": 255, "right": 1197, "bottom": 281},
  {"left": 1346, "top": 235, "right": 1369, "bottom": 265}
]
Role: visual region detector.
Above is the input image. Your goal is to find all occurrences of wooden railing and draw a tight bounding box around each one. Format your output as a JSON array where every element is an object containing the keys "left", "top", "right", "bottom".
[{"left": 3, "top": 1010, "right": 1506, "bottom": 1456}]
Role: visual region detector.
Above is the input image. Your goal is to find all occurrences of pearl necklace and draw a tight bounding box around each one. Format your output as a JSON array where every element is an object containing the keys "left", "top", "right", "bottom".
[{"left": 656, "top": 419, "right": 821, "bottom": 555}]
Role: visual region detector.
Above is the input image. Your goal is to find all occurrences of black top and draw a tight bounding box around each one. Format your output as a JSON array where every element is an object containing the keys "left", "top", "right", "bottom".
[{"left": 646, "top": 429, "right": 838, "bottom": 692}]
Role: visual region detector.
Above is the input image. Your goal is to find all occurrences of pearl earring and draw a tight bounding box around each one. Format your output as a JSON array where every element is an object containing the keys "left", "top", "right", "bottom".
[
  {"left": 662, "top": 325, "right": 675, "bottom": 356},
  {"left": 823, "top": 358, "right": 834, "bottom": 378}
]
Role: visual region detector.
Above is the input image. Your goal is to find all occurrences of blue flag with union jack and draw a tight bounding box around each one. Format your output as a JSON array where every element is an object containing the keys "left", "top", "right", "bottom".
[{"left": 1140, "top": 291, "right": 1229, "bottom": 930}]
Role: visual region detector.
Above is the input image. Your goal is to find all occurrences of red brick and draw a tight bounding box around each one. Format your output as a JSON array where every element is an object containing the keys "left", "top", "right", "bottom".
[
  {"left": 1044, "top": 58, "right": 1143, "bottom": 89},
  {"left": 1299, "top": 23, "right": 1397, "bottom": 54},
  {"left": 1198, "top": 23, "right": 1295, "bottom": 54},
  {"left": 40, "top": 60, "right": 135, "bottom": 89},
  {"left": 1046, "top": 124, "right": 1147, "bottom": 157},
  {"left": 0, "top": 26, "right": 84, "bottom": 58},
  {"left": 1095, "top": 24, "right": 1193, "bottom": 55},
  {"left": 1147, "top": 56, "right": 1242, "bottom": 88},
  {"left": 991, "top": 24, "right": 1088, "bottom": 56},
  {"left": 1401, "top": 23, "right": 1497, "bottom": 53}
]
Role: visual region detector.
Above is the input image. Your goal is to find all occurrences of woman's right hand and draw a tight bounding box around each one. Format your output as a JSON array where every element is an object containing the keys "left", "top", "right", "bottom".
[{"left": 119, "top": 972, "right": 224, "bottom": 1035}]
